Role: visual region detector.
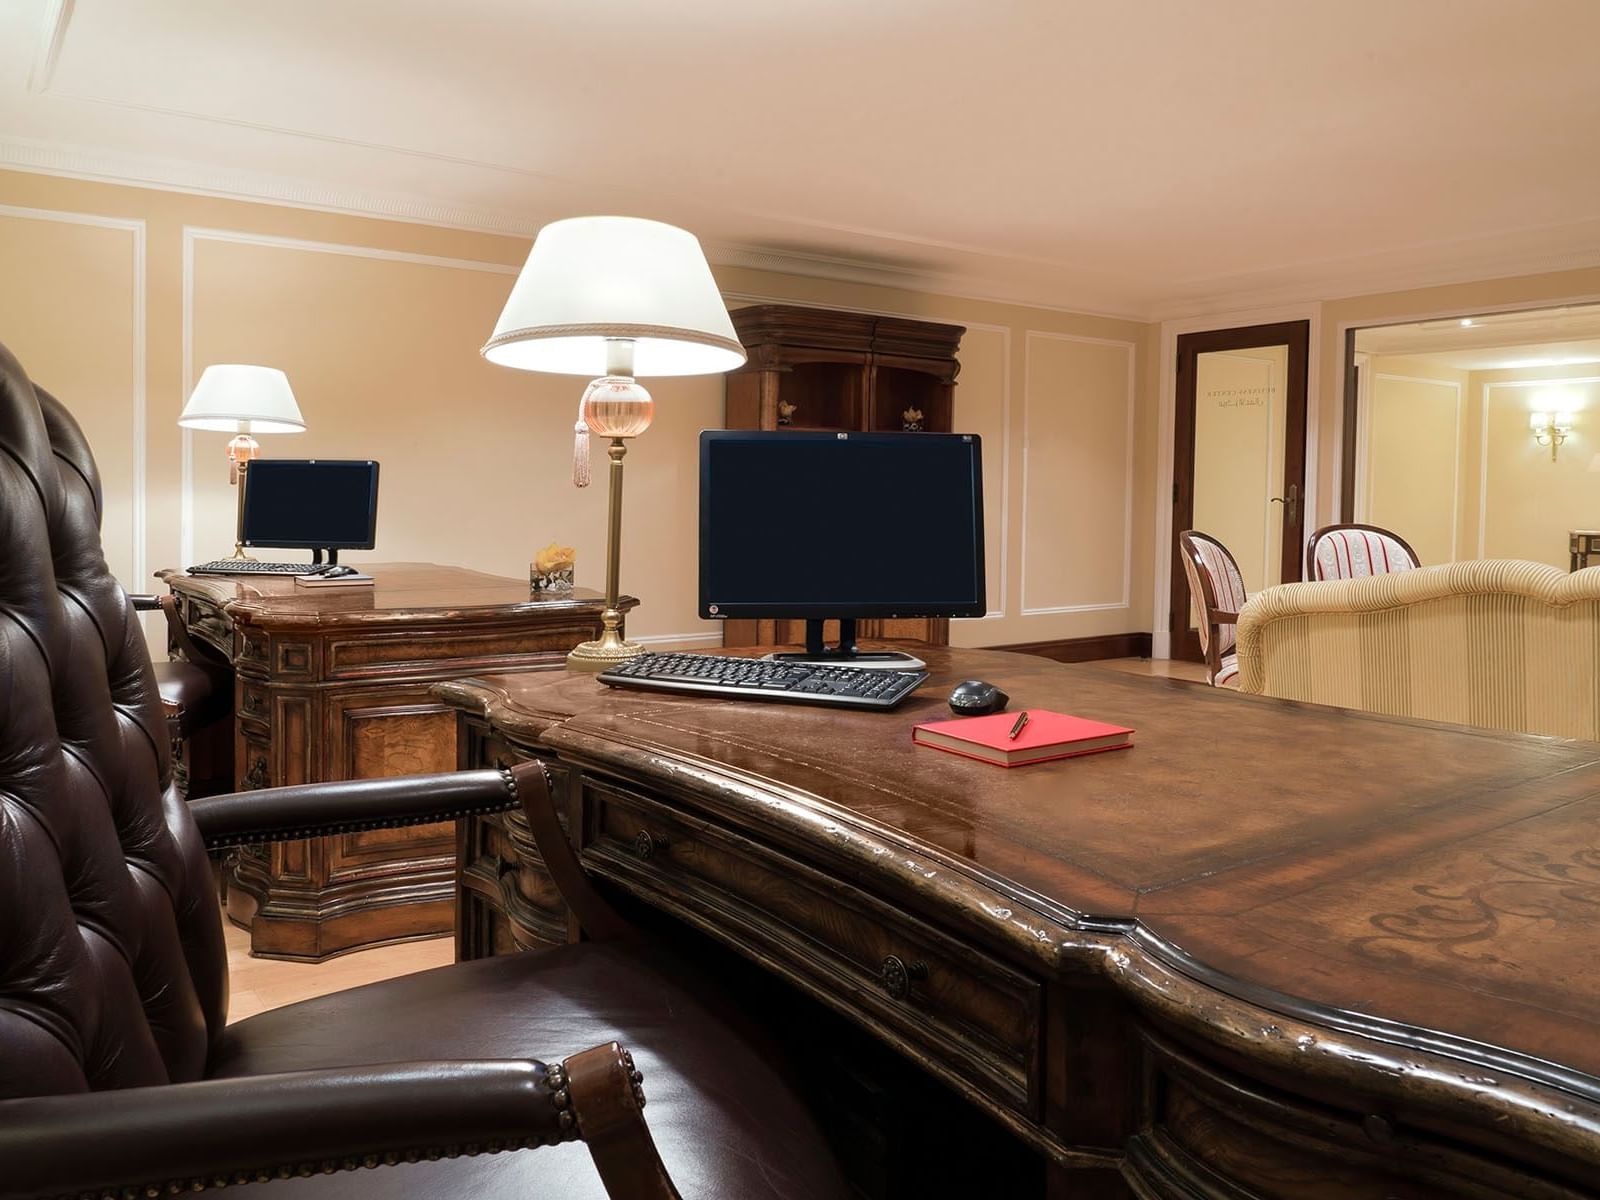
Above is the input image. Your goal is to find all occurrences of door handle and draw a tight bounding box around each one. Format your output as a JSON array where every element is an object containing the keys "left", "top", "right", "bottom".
[{"left": 1269, "top": 484, "right": 1299, "bottom": 524}]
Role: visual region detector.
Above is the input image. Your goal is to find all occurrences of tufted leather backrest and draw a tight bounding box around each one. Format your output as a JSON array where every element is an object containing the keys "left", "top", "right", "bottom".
[{"left": 0, "top": 341, "right": 227, "bottom": 1100}]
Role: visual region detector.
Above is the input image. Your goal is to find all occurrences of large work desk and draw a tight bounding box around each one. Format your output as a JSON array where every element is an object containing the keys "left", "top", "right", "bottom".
[
  {"left": 158, "top": 563, "right": 624, "bottom": 961},
  {"left": 439, "top": 646, "right": 1600, "bottom": 1198}
]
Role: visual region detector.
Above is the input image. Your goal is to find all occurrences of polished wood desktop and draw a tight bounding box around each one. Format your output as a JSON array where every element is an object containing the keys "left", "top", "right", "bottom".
[
  {"left": 158, "top": 562, "right": 628, "bottom": 961},
  {"left": 439, "top": 646, "right": 1600, "bottom": 1198}
]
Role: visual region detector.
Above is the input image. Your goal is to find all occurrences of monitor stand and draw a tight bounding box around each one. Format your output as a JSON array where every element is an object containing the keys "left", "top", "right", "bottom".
[
  {"left": 764, "top": 619, "right": 927, "bottom": 672},
  {"left": 309, "top": 548, "right": 341, "bottom": 567}
]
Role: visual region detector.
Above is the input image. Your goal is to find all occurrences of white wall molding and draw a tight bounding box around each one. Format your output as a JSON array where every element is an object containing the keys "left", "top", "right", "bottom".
[
  {"left": 1018, "top": 330, "right": 1136, "bottom": 616},
  {"left": 632, "top": 630, "right": 723, "bottom": 648},
  {"left": 178, "top": 225, "right": 522, "bottom": 566},
  {"left": 1478, "top": 374, "right": 1600, "bottom": 558},
  {"left": 1152, "top": 303, "right": 1321, "bottom": 658},
  {"left": 0, "top": 202, "right": 145, "bottom": 588},
  {"left": 1351, "top": 352, "right": 1372, "bottom": 521},
  {"left": 1368, "top": 372, "right": 1463, "bottom": 560}
]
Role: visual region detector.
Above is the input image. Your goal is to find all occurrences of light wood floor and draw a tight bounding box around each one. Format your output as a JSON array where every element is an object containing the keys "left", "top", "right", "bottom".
[
  {"left": 224, "top": 918, "right": 452, "bottom": 1023},
  {"left": 223, "top": 654, "right": 1204, "bottom": 1021}
]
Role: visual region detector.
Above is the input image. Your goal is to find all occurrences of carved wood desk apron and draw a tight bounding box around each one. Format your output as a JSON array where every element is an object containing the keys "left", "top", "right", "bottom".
[
  {"left": 158, "top": 563, "right": 626, "bottom": 961},
  {"left": 439, "top": 647, "right": 1600, "bottom": 1199}
]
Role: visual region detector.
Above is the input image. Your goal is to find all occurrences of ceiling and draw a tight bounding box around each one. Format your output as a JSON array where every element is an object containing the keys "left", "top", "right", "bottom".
[
  {"left": 4, "top": 0, "right": 1600, "bottom": 319},
  {"left": 1355, "top": 303, "right": 1600, "bottom": 368}
]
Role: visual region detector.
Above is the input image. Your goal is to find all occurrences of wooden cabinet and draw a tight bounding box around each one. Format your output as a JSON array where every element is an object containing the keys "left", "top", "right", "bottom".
[
  {"left": 159, "top": 563, "right": 625, "bottom": 961},
  {"left": 722, "top": 304, "right": 965, "bottom": 650}
]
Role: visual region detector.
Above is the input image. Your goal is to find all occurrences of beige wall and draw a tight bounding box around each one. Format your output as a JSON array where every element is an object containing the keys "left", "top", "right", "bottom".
[
  {"left": 1358, "top": 355, "right": 1599, "bottom": 570},
  {"left": 1361, "top": 355, "right": 1466, "bottom": 566},
  {"left": 0, "top": 169, "right": 1157, "bottom": 654},
  {"left": 1473, "top": 364, "right": 1599, "bottom": 566}
]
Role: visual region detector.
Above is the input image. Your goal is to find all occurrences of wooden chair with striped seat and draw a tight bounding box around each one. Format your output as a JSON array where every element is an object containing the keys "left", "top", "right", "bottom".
[
  {"left": 1305, "top": 523, "right": 1420, "bottom": 582},
  {"left": 1178, "top": 530, "right": 1248, "bottom": 688}
]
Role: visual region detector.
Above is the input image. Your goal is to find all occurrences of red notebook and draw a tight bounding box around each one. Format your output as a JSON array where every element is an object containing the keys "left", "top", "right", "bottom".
[{"left": 912, "top": 709, "right": 1134, "bottom": 767}]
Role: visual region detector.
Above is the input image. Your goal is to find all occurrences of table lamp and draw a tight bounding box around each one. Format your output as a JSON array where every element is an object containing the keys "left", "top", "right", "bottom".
[
  {"left": 179, "top": 364, "right": 305, "bottom": 560},
  {"left": 482, "top": 216, "right": 746, "bottom": 671}
]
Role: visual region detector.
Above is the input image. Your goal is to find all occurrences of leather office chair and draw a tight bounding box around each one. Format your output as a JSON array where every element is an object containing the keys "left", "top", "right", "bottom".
[
  {"left": 127, "top": 591, "right": 234, "bottom": 799},
  {"left": 1305, "top": 522, "right": 1421, "bottom": 581},
  {"left": 0, "top": 341, "right": 846, "bottom": 1200},
  {"left": 1177, "top": 529, "right": 1247, "bottom": 688}
]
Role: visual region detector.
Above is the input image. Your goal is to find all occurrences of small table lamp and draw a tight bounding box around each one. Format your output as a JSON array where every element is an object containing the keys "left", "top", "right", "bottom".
[
  {"left": 482, "top": 216, "right": 746, "bottom": 671},
  {"left": 179, "top": 364, "right": 305, "bottom": 561}
]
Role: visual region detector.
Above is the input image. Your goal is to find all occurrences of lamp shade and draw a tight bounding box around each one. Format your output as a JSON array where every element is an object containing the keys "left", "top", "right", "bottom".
[
  {"left": 179, "top": 365, "right": 306, "bottom": 433},
  {"left": 482, "top": 216, "right": 746, "bottom": 377}
]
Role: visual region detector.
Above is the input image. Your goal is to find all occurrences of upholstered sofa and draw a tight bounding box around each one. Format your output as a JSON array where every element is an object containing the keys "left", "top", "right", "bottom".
[{"left": 1236, "top": 560, "right": 1600, "bottom": 740}]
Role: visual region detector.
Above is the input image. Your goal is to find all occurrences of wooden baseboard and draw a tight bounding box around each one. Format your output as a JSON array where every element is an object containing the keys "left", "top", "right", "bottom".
[{"left": 986, "top": 632, "right": 1153, "bottom": 664}]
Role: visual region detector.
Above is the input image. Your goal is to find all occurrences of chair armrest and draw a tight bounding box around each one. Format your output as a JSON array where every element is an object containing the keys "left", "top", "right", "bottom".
[
  {"left": 129, "top": 590, "right": 230, "bottom": 669},
  {"left": 189, "top": 768, "right": 519, "bottom": 849},
  {"left": 509, "top": 761, "right": 636, "bottom": 942},
  {"left": 1212, "top": 610, "right": 1240, "bottom": 623},
  {"left": 0, "top": 1059, "right": 581, "bottom": 1200}
]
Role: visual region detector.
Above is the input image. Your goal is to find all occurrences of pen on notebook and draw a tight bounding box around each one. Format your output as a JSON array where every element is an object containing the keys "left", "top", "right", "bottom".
[{"left": 1008, "top": 711, "right": 1029, "bottom": 740}]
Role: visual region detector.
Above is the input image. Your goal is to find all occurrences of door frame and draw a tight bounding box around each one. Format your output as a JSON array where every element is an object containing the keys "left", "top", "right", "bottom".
[
  {"left": 1168, "top": 320, "right": 1311, "bottom": 663},
  {"left": 1151, "top": 304, "right": 1322, "bottom": 660}
]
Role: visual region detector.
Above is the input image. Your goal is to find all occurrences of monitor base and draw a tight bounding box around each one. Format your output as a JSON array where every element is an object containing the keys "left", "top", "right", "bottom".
[
  {"left": 764, "top": 650, "right": 927, "bottom": 672},
  {"left": 762, "top": 618, "right": 928, "bottom": 672}
]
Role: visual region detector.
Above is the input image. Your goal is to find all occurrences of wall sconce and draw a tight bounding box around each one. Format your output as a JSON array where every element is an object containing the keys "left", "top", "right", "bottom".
[{"left": 1530, "top": 411, "right": 1573, "bottom": 461}]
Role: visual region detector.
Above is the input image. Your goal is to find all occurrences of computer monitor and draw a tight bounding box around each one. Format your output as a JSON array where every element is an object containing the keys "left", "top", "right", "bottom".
[
  {"left": 699, "top": 431, "right": 984, "bottom": 666},
  {"left": 240, "top": 459, "right": 380, "bottom": 563}
]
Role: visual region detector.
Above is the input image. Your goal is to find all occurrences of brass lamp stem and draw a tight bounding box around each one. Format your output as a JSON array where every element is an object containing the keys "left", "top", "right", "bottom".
[
  {"left": 567, "top": 436, "right": 643, "bottom": 671},
  {"left": 228, "top": 457, "right": 257, "bottom": 561}
]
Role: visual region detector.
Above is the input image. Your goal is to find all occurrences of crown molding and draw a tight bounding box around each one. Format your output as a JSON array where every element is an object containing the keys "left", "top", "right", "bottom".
[
  {"left": 0, "top": 136, "right": 1152, "bottom": 322},
  {"left": 10, "top": 134, "right": 1600, "bottom": 329},
  {"left": 1152, "top": 223, "right": 1600, "bottom": 320}
]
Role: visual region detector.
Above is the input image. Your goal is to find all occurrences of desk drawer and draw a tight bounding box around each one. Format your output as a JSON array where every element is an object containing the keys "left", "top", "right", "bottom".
[{"left": 583, "top": 780, "right": 1042, "bottom": 1116}]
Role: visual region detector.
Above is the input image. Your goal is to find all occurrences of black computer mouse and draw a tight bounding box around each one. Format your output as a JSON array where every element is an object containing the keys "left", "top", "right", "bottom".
[
  {"left": 324, "top": 565, "right": 358, "bottom": 577},
  {"left": 947, "top": 679, "right": 1009, "bottom": 716}
]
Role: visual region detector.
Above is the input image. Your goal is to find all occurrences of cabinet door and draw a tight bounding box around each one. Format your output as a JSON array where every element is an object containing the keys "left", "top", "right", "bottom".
[{"left": 324, "top": 688, "right": 458, "bottom": 886}]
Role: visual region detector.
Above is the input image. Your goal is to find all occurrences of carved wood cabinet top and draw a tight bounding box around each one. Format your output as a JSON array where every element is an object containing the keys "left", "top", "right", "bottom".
[
  {"left": 438, "top": 646, "right": 1600, "bottom": 1151},
  {"left": 157, "top": 562, "right": 634, "bottom": 629}
]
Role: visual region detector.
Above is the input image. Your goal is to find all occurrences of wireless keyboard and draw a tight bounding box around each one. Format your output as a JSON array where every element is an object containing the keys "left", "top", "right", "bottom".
[
  {"left": 188, "top": 560, "right": 318, "bottom": 576},
  {"left": 599, "top": 652, "right": 927, "bottom": 710}
]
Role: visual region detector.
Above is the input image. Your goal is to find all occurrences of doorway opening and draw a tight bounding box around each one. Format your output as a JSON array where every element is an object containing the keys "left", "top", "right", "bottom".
[
  {"left": 1169, "top": 321, "right": 1310, "bottom": 663},
  {"left": 1340, "top": 302, "right": 1600, "bottom": 571}
]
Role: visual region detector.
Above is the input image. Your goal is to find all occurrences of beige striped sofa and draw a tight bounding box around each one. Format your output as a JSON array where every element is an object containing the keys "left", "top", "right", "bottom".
[{"left": 1236, "top": 560, "right": 1600, "bottom": 740}]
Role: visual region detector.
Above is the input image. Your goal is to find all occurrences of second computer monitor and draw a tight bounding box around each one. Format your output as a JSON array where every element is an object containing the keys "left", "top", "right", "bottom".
[
  {"left": 241, "top": 459, "right": 380, "bottom": 560},
  {"left": 699, "top": 431, "right": 984, "bottom": 662}
]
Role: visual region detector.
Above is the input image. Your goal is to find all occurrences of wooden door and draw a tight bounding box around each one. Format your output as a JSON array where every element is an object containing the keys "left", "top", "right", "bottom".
[{"left": 1170, "top": 321, "right": 1310, "bottom": 662}]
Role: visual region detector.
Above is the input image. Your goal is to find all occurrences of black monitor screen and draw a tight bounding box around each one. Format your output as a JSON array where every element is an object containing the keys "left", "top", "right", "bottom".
[
  {"left": 241, "top": 460, "right": 380, "bottom": 550},
  {"left": 699, "top": 432, "right": 984, "bottom": 620}
]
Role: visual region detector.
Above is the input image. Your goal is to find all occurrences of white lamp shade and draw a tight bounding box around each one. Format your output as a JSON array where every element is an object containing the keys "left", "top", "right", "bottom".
[
  {"left": 482, "top": 216, "right": 746, "bottom": 377},
  {"left": 179, "top": 365, "right": 306, "bottom": 433}
]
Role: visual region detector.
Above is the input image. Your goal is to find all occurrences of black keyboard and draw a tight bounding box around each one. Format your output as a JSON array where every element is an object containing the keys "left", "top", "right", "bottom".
[
  {"left": 188, "top": 560, "right": 317, "bottom": 576},
  {"left": 599, "top": 652, "right": 927, "bottom": 710}
]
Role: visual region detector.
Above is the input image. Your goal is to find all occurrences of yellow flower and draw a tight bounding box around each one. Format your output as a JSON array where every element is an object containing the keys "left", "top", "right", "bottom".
[{"left": 533, "top": 542, "right": 576, "bottom": 574}]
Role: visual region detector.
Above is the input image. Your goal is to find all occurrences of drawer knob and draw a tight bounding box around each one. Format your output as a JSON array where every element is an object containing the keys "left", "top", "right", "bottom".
[
  {"left": 880, "top": 954, "right": 927, "bottom": 1001},
  {"left": 633, "top": 830, "right": 669, "bottom": 860}
]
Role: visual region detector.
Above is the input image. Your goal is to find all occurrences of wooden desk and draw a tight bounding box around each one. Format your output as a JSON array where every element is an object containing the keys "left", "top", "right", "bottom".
[
  {"left": 439, "top": 647, "right": 1600, "bottom": 1198},
  {"left": 1573, "top": 530, "right": 1600, "bottom": 572},
  {"left": 158, "top": 563, "right": 627, "bottom": 961}
]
